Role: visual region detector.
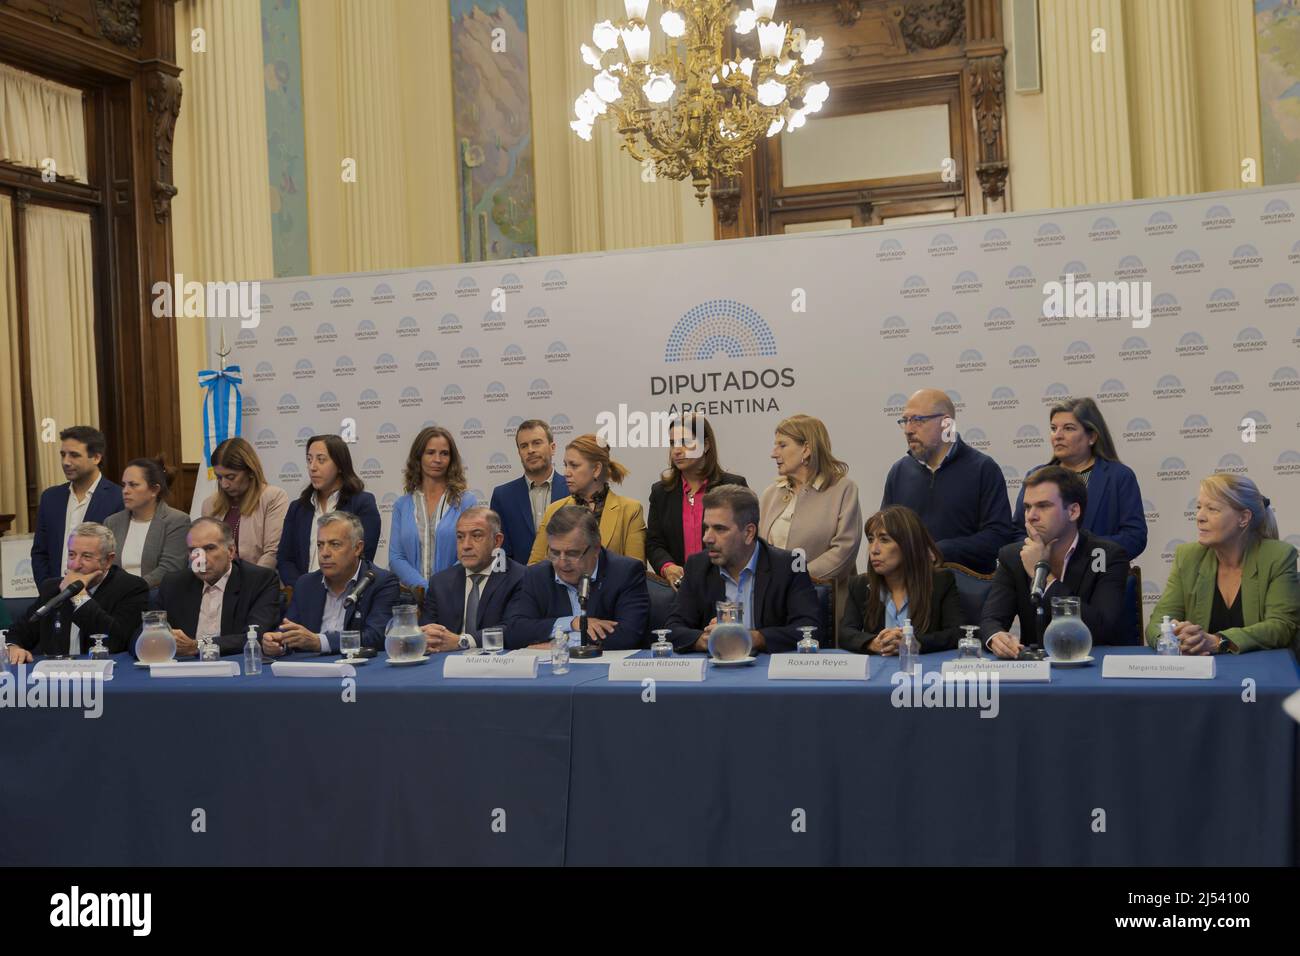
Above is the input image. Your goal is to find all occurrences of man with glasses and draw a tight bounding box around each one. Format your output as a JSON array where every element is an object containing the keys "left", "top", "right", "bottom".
[
  {"left": 420, "top": 506, "right": 524, "bottom": 652},
  {"left": 504, "top": 505, "right": 649, "bottom": 650},
  {"left": 880, "top": 388, "right": 1016, "bottom": 574}
]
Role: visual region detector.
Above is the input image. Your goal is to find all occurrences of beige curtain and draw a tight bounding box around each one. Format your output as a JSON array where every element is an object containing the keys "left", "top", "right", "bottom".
[
  {"left": 23, "top": 204, "right": 97, "bottom": 490},
  {"left": 0, "top": 63, "right": 88, "bottom": 184},
  {"left": 0, "top": 195, "right": 27, "bottom": 532}
]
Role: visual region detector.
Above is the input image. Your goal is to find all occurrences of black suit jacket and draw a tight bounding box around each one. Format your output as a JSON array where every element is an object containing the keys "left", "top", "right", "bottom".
[
  {"left": 151, "top": 560, "right": 283, "bottom": 655},
  {"left": 646, "top": 471, "right": 748, "bottom": 574},
  {"left": 840, "top": 568, "right": 964, "bottom": 654},
  {"left": 666, "top": 539, "right": 820, "bottom": 653},
  {"left": 504, "top": 548, "right": 649, "bottom": 650},
  {"left": 979, "top": 529, "right": 1130, "bottom": 647},
  {"left": 421, "top": 558, "right": 525, "bottom": 641},
  {"left": 10, "top": 565, "right": 149, "bottom": 655}
]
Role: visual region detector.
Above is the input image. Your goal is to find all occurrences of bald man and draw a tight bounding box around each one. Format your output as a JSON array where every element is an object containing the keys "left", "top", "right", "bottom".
[{"left": 880, "top": 388, "right": 1016, "bottom": 573}]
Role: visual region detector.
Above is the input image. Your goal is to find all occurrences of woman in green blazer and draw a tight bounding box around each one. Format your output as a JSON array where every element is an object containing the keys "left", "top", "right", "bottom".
[{"left": 1146, "top": 473, "right": 1299, "bottom": 654}]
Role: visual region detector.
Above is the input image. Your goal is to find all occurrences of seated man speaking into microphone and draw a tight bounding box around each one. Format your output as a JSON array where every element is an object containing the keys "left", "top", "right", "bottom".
[
  {"left": 6, "top": 522, "right": 149, "bottom": 663},
  {"left": 262, "top": 512, "right": 398, "bottom": 656},
  {"left": 420, "top": 506, "right": 525, "bottom": 653},
  {"left": 150, "top": 517, "right": 282, "bottom": 656},
  {"left": 980, "top": 466, "right": 1129, "bottom": 658},
  {"left": 667, "top": 484, "right": 820, "bottom": 654},
  {"left": 504, "top": 505, "right": 648, "bottom": 650}
]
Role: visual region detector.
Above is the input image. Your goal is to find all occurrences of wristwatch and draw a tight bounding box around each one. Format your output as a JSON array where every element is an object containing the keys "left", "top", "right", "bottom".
[
  {"left": 457, "top": 635, "right": 473, "bottom": 650},
  {"left": 1215, "top": 635, "right": 1232, "bottom": 655}
]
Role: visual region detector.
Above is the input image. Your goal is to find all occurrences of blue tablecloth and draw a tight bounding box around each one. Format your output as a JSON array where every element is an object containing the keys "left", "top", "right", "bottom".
[
  {"left": 0, "top": 653, "right": 588, "bottom": 866},
  {"left": 565, "top": 647, "right": 1300, "bottom": 866},
  {"left": 2, "top": 647, "right": 1296, "bottom": 866}
]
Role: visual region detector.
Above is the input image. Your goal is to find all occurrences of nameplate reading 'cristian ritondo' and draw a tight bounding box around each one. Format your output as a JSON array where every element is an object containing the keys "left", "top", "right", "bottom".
[
  {"left": 1101, "top": 655, "right": 1216, "bottom": 680},
  {"left": 443, "top": 654, "right": 539, "bottom": 679},
  {"left": 607, "top": 658, "right": 707, "bottom": 682},
  {"left": 768, "top": 654, "right": 870, "bottom": 681}
]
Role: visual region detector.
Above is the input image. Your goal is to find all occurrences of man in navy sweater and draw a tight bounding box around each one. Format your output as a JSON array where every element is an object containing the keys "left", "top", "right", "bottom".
[{"left": 880, "top": 388, "right": 1017, "bottom": 574}]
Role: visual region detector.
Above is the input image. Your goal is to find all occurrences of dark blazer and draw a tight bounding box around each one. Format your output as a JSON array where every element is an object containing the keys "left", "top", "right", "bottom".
[
  {"left": 646, "top": 471, "right": 748, "bottom": 574},
  {"left": 489, "top": 471, "right": 569, "bottom": 565},
  {"left": 1013, "top": 457, "right": 1147, "bottom": 561},
  {"left": 666, "top": 539, "right": 820, "bottom": 654},
  {"left": 421, "top": 558, "right": 525, "bottom": 641},
  {"left": 979, "top": 529, "right": 1130, "bottom": 648},
  {"left": 504, "top": 547, "right": 649, "bottom": 650},
  {"left": 9, "top": 565, "right": 149, "bottom": 656},
  {"left": 29, "top": 478, "right": 124, "bottom": 585},
  {"left": 283, "top": 560, "right": 399, "bottom": 651},
  {"left": 840, "top": 568, "right": 964, "bottom": 654},
  {"left": 151, "top": 560, "right": 283, "bottom": 655},
  {"left": 276, "top": 490, "right": 381, "bottom": 585}
]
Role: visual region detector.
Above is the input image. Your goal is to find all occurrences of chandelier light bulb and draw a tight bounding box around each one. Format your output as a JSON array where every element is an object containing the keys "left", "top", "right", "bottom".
[
  {"left": 621, "top": 24, "right": 651, "bottom": 62},
  {"left": 766, "top": 116, "right": 786, "bottom": 137},
  {"left": 661, "top": 10, "right": 687, "bottom": 38},
  {"left": 803, "top": 80, "right": 829, "bottom": 111},
  {"left": 570, "top": 119, "right": 594, "bottom": 141},
  {"left": 593, "top": 20, "right": 620, "bottom": 52},
  {"left": 581, "top": 43, "right": 603, "bottom": 69},
  {"left": 757, "top": 78, "right": 788, "bottom": 106},
  {"left": 786, "top": 109, "right": 807, "bottom": 131},
  {"left": 734, "top": 9, "right": 757, "bottom": 34},
  {"left": 775, "top": 57, "right": 795, "bottom": 76},
  {"left": 574, "top": 92, "right": 596, "bottom": 124},
  {"left": 643, "top": 71, "right": 677, "bottom": 103},
  {"left": 739, "top": 57, "right": 755, "bottom": 80},
  {"left": 800, "top": 36, "right": 824, "bottom": 65},
  {"left": 624, "top": 0, "right": 650, "bottom": 20},
  {"left": 753, "top": 0, "right": 779, "bottom": 19},
  {"left": 757, "top": 20, "right": 787, "bottom": 58}
]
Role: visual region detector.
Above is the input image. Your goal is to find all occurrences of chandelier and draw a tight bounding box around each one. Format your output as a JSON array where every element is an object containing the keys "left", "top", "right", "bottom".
[{"left": 571, "top": 0, "right": 829, "bottom": 204}]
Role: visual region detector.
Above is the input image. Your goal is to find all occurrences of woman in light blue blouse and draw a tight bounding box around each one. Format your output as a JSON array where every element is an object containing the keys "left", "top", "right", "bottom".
[{"left": 388, "top": 426, "right": 477, "bottom": 589}]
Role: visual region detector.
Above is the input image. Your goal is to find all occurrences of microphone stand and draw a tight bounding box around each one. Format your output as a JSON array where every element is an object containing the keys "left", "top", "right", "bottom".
[{"left": 571, "top": 577, "right": 602, "bottom": 659}]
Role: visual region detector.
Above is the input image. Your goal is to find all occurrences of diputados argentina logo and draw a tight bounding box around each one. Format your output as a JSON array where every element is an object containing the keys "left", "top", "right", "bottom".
[{"left": 50, "top": 886, "right": 151, "bottom": 936}]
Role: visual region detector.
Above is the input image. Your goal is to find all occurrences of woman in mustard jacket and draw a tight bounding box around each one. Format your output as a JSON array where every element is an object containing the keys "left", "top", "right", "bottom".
[{"left": 529, "top": 433, "right": 646, "bottom": 565}]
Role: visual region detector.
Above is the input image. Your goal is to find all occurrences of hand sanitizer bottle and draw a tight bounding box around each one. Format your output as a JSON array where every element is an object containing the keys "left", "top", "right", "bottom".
[
  {"left": 1156, "top": 615, "right": 1179, "bottom": 656},
  {"left": 244, "top": 625, "right": 263, "bottom": 675},
  {"left": 899, "top": 618, "right": 920, "bottom": 678}
]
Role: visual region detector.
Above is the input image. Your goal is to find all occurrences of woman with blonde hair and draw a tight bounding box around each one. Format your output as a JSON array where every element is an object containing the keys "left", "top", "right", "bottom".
[
  {"left": 202, "top": 436, "right": 290, "bottom": 569},
  {"left": 389, "top": 426, "right": 478, "bottom": 589},
  {"left": 1146, "top": 473, "right": 1299, "bottom": 654},
  {"left": 528, "top": 433, "right": 646, "bottom": 564},
  {"left": 759, "top": 414, "right": 862, "bottom": 642}
]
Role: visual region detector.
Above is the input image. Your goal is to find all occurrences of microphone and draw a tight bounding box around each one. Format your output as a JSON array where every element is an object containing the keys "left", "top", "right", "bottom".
[
  {"left": 577, "top": 574, "right": 591, "bottom": 608},
  {"left": 344, "top": 568, "right": 377, "bottom": 608},
  {"left": 31, "top": 580, "right": 86, "bottom": 620},
  {"left": 1030, "top": 560, "right": 1050, "bottom": 604}
]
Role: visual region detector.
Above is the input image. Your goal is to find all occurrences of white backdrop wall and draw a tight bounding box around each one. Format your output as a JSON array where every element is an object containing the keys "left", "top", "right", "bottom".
[{"left": 208, "top": 183, "right": 1300, "bottom": 610}]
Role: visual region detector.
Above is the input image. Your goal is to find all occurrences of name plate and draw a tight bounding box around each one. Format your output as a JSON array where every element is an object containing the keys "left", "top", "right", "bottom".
[
  {"left": 444, "top": 653, "right": 538, "bottom": 679},
  {"left": 149, "top": 661, "right": 239, "bottom": 678},
  {"left": 940, "top": 659, "right": 1051, "bottom": 682},
  {"left": 1102, "top": 655, "right": 1215, "bottom": 680},
  {"left": 768, "top": 654, "right": 870, "bottom": 681},
  {"left": 270, "top": 661, "right": 356, "bottom": 678},
  {"left": 607, "top": 658, "right": 706, "bottom": 682},
  {"left": 30, "top": 660, "right": 114, "bottom": 680}
]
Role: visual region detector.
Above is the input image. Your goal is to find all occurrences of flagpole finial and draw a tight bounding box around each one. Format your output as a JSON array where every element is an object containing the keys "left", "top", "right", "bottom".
[{"left": 216, "top": 327, "right": 231, "bottom": 371}]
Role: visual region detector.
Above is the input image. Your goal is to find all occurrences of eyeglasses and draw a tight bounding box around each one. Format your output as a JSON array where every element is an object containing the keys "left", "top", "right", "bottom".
[
  {"left": 547, "top": 544, "right": 593, "bottom": 563},
  {"left": 896, "top": 413, "right": 945, "bottom": 429}
]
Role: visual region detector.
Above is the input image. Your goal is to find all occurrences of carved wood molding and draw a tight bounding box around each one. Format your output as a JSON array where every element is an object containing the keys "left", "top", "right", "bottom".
[
  {"left": 145, "top": 69, "right": 181, "bottom": 221},
  {"left": 95, "top": 0, "right": 141, "bottom": 49},
  {"left": 968, "top": 53, "right": 1006, "bottom": 204},
  {"left": 712, "top": 183, "right": 742, "bottom": 228},
  {"left": 976, "top": 161, "right": 1008, "bottom": 202},
  {"left": 899, "top": 0, "right": 965, "bottom": 52}
]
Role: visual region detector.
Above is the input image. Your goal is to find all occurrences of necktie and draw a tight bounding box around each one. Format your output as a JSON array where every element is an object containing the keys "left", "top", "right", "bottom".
[{"left": 464, "top": 574, "right": 485, "bottom": 632}]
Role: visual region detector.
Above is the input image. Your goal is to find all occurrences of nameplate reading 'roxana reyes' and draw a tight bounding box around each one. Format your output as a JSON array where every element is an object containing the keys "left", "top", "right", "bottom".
[{"left": 768, "top": 654, "right": 870, "bottom": 681}]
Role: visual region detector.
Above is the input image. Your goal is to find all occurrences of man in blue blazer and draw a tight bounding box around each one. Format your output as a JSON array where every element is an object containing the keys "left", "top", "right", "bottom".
[
  {"left": 489, "top": 419, "right": 569, "bottom": 564},
  {"left": 667, "top": 485, "right": 821, "bottom": 654},
  {"left": 420, "top": 507, "right": 525, "bottom": 652},
  {"left": 262, "top": 512, "right": 398, "bottom": 655},
  {"left": 30, "top": 425, "right": 124, "bottom": 584},
  {"left": 504, "top": 506, "right": 649, "bottom": 650}
]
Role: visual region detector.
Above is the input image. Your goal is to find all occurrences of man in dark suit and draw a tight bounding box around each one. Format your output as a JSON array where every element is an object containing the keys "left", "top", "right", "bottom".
[
  {"left": 504, "top": 505, "right": 648, "bottom": 650},
  {"left": 667, "top": 484, "right": 820, "bottom": 654},
  {"left": 489, "top": 419, "right": 569, "bottom": 564},
  {"left": 151, "top": 517, "right": 281, "bottom": 656},
  {"left": 262, "top": 512, "right": 398, "bottom": 655},
  {"left": 29, "top": 425, "right": 124, "bottom": 584},
  {"left": 981, "top": 465, "right": 1130, "bottom": 658},
  {"left": 421, "top": 506, "right": 524, "bottom": 652},
  {"left": 6, "top": 522, "right": 148, "bottom": 663}
]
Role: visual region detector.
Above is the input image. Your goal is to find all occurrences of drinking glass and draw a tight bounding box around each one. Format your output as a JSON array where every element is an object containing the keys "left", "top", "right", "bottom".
[
  {"left": 340, "top": 630, "right": 361, "bottom": 659},
  {"left": 481, "top": 627, "right": 505, "bottom": 655}
]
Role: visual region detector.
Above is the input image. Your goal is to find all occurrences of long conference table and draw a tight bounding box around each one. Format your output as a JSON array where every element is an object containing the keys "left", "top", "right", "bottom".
[{"left": 1, "top": 646, "right": 1296, "bottom": 867}]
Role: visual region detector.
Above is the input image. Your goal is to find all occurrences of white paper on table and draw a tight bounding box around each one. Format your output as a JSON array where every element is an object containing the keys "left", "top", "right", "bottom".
[
  {"left": 1284, "top": 689, "right": 1300, "bottom": 725},
  {"left": 270, "top": 661, "right": 356, "bottom": 678},
  {"left": 569, "top": 648, "right": 640, "bottom": 664},
  {"left": 507, "top": 647, "right": 551, "bottom": 658},
  {"left": 149, "top": 661, "right": 240, "bottom": 678},
  {"left": 30, "top": 659, "right": 114, "bottom": 680}
]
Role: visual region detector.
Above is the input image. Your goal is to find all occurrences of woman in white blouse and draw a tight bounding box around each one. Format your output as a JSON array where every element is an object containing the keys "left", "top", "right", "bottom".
[{"left": 105, "top": 457, "right": 192, "bottom": 589}]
